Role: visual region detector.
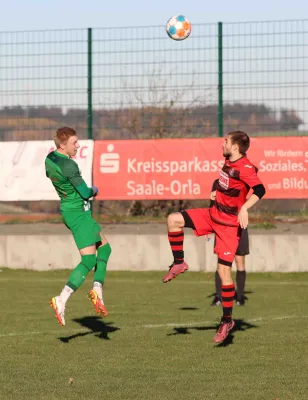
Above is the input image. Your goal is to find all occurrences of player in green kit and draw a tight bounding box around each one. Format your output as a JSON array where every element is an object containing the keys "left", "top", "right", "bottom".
[{"left": 45, "top": 127, "right": 112, "bottom": 326}]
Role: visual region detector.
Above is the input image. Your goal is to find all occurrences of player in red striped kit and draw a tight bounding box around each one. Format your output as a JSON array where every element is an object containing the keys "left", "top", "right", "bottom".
[{"left": 162, "top": 131, "right": 266, "bottom": 343}]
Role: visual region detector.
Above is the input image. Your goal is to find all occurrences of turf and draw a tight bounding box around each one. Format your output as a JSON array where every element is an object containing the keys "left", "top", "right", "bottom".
[{"left": 0, "top": 269, "right": 308, "bottom": 400}]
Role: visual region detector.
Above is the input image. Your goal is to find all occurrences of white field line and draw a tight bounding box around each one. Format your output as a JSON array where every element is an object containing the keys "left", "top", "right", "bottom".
[
  {"left": 1, "top": 315, "right": 308, "bottom": 338},
  {"left": 0, "top": 328, "right": 90, "bottom": 338},
  {"left": 0, "top": 278, "right": 308, "bottom": 286},
  {"left": 143, "top": 315, "right": 308, "bottom": 328}
]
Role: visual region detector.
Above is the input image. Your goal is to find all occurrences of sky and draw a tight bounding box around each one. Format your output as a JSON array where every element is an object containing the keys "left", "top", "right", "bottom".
[{"left": 0, "top": 0, "right": 307, "bottom": 31}]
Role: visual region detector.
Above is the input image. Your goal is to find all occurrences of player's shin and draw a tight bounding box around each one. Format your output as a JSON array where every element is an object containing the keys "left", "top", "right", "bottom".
[
  {"left": 168, "top": 230, "right": 184, "bottom": 264},
  {"left": 93, "top": 242, "right": 112, "bottom": 299},
  {"left": 221, "top": 283, "right": 235, "bottom": 321},
  {"left": 236, "top": 270, "right": 246, "bottom": 300},
  {"left": 66, "top": 254, "right": 97, "bottom": 293},
  {"left": 218, "top": 262, "right": 235, "bottom": 321},
  {"left": 215, "top": 270, "right": 222, "bottom": 298}
]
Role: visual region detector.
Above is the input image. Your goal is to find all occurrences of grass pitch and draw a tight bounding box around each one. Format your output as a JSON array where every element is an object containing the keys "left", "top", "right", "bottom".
[{"left": 0, "top": 269, "right": 308, "bottom": 400}]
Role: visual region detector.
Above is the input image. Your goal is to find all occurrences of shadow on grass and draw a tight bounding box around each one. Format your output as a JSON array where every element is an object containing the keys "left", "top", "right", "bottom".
[
  {"left": 58, "top": 316, "right": 120, "bottom": 343},
  {"left": 167, "top": 319, "right": 258, "bottom": 348},
  {"left": 179, "top": 307, "right": 199, "bottom": 311}
]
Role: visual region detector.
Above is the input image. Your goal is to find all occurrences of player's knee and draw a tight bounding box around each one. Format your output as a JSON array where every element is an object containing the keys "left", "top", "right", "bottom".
[
  {"left": 81, "top": 254, "right": 97, "bottom": 272},
  {"left": 104, "top": 242, "right": 112, "bottom": 258},
  {"left": 217, "top": 261, "right": 232, "bottom": 279},
  {"left": 97, "top": 242, "right": 112, "bottom": 259},
  {"left": 167, "top": 212, "right": 184, "bottom": 229},
  {"left": 235, "top": 255, "right": 245, "bottom": 270},
  {"left": 99, "top": 233, "right": 109, "bottom": 246}
]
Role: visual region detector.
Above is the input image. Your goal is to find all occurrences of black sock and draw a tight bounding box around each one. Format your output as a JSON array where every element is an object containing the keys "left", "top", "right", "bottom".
[
  {"left": 236, "top": 270, "right": 246, "bottom": 299},
  {"left": 168, "top": 230, "right": 184, "bottom": 265},
  {"left": 222, "top": 284, "right": 235, "bottom": 322},
  {"left": 215, "top": 270, "right": 222, "bottom": 298}
]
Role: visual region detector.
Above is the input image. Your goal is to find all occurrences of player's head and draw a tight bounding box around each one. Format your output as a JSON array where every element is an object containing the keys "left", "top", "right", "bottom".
[
  {"left": 222, "top": 131, "right": 250, "bottom": 158},
  {"left": 54, "top": 127, "right": 79, "bottom": 157}
]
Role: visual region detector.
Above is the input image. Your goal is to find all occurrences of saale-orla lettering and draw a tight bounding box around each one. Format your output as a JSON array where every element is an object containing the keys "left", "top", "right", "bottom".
[{"left": 127, "top": 180, "right": 201, "bottom": 196}]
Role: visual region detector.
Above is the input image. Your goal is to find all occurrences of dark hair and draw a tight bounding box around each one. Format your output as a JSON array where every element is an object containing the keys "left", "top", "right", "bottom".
[
  {"left": 228, "top": 131, "right": 250, "bottom": 155},
  {"left": 54, "top": 127, "right": 76, "bottom": 147}
]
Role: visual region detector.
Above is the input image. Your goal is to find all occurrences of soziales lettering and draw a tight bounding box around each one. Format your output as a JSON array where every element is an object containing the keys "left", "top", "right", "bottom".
[{"left": 259, "top": 160, "right": 305, "bottom": 172}]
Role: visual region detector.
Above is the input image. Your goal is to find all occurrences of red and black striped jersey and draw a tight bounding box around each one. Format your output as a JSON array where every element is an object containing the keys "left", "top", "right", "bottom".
[{"left": 209, "top": 156, "right": 263, "bottom": 226}]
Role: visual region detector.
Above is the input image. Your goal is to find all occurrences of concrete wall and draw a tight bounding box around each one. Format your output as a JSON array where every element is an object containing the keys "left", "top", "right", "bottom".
[{"left": 0, "top": 232, "right": 307, "bottom": 272}]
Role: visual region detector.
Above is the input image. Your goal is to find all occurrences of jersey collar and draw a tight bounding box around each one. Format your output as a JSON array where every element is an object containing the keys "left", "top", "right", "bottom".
[{"left": 55, "top": 150, "right": 70, "bottom": 159}]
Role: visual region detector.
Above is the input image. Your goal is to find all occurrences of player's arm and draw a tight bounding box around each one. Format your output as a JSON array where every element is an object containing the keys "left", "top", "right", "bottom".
[
  {"left": 63, "top": 161, "right": 98, "bottom": 200},
  {"left": 209, "top": 179, "right": 219, "bottom": 206},
  {"left": 75, "top": 181, "right": 98, "bottom": 199},
  {"left": 238, "top": 167, "right": 266, "bottom": 228},
  {"left": 211, "top": 179, "right": 219, "bottom": 192}
]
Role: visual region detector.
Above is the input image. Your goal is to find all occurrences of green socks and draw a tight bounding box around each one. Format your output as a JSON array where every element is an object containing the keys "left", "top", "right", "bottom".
[
  {"left": 67, "top": 254, "right": 97, "bottom": 291},
  {"left": 66, "top": 243, "right": 112, "bottom": 292},
  {"left": 94, "top": 243, "right": 112, "bottom": 284}
]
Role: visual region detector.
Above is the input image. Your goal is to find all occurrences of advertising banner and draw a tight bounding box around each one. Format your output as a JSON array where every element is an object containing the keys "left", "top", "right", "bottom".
[
  {"left": 93, "top": 137, "right": 308, "bottom": 199},
  {"left": 0, "top": 140, "right": 94, "bottom": 201}
]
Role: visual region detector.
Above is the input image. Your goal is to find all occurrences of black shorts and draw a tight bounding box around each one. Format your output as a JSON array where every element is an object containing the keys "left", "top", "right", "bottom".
[
  {"left": 213, "top": 227, "right": 249, "bottom": 256},
  {"left": 235, "top": 228, "right": 249, "bottom": 256}
]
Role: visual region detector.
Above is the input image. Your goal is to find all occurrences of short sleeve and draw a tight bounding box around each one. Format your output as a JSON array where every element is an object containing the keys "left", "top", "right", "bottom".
[{"left": 239, "top": 164, "right": 263, "bottom": 188}]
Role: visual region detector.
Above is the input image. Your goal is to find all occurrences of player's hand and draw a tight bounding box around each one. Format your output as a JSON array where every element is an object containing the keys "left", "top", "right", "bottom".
[
  {"left": 238, "top": 206, "right": 248, "bottom": 229},
  {"left": 92, "top": 186, "right": 99, "bottom": 197},
  {"left": 210, "top": 190, "right": 216, "bottom": 201}
]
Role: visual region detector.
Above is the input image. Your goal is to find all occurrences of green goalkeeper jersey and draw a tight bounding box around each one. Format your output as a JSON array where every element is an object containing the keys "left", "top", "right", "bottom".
[{"left": 45, "top": 150, "right": 95, "bottom": 212}]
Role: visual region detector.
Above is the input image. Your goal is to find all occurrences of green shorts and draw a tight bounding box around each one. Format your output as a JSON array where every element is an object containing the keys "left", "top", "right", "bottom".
[{"left": 62, "top": 210, "right": 101, "bottom": 250}]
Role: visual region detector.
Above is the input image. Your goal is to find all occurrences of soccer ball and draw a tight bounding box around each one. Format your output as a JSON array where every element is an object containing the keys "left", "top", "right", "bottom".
[{"left": 166, "top": 15, "right": 192, "bottom": 41}]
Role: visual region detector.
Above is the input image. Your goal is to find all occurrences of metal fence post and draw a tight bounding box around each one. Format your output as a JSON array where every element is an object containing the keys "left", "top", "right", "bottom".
[
  {"left": 87, "top": 28, "right": 93, "bottom": 140},
  {"left": 218, "top": 21, "right": 223, "bottom": 138}
]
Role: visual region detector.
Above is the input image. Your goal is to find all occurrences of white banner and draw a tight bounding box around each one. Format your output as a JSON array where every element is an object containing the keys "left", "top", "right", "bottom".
[{"left": 0, "top": 140, "right": 94, "bottom": 201}]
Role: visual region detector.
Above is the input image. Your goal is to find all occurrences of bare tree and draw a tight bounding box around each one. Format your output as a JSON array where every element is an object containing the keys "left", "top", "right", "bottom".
[
  {"left": 112, "top": 65, "right": 214, "bottom": 215},
  {"left": 105, "top": 64, "right": 214, "bottom": 140}
]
